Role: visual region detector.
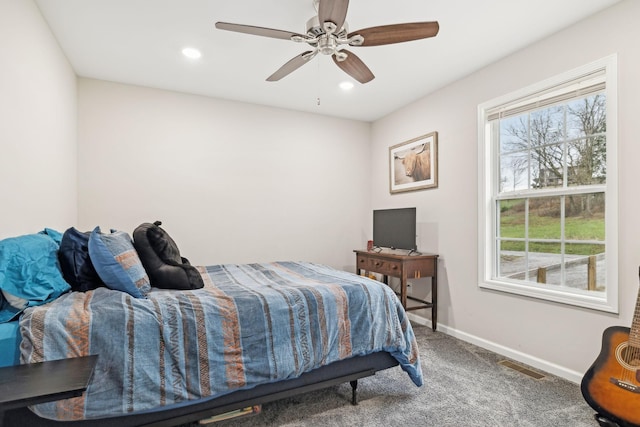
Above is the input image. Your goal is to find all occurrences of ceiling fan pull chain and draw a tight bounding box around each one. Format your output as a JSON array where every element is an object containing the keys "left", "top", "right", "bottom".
[{"left": 316, "top": 57, "right": 321, "bottom": 106}]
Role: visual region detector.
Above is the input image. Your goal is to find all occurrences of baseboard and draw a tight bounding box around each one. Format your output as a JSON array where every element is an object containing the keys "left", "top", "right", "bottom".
[
  {"left": 407, "top": 312, "right": 432, "bottom": 328},
  {"left": 406, "top": 313, "right": 583, "bottom": 384}
]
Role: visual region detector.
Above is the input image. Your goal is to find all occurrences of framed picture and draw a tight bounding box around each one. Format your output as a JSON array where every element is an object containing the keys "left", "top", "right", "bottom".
[{"left": 389, "top": 132, "right": 438, "bottom": 194}]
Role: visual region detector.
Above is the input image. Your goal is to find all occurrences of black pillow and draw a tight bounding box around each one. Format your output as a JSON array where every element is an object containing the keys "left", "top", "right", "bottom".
[
  {"left": 132, "top": 221, "right": 204, "bottom": 290},
  {"left": 58, "top": 227, "right": 106, "bottom": 292}
]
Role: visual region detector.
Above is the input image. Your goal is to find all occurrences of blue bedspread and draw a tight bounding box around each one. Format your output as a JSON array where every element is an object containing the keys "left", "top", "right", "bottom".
[
  {"left": 0, "top": 320, "right": 20, "bottom": 367},
  {"left": 19, "top": 262, "right": 422, "bottom": 421}
]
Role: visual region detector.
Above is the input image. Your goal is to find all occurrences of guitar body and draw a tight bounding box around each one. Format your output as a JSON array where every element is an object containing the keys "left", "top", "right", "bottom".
[{"left": 581, "top": 326, "right": 640, "bottom": 427}]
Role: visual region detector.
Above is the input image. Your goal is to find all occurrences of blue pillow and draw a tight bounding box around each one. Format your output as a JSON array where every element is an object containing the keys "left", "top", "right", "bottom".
[
  {"left": 0, "top": 233, "right": 71, "bottom": 323},
  {"left": 58, "top": 228, "right": 105, "bottom": 292},
  {"left": 88, "top": 227, "right": 151, "bottom": 298}
]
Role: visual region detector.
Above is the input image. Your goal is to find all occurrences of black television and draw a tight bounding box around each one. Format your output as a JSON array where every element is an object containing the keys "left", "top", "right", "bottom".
[{"left": 373, "top": 207, "right": 417, "bottom": 251}]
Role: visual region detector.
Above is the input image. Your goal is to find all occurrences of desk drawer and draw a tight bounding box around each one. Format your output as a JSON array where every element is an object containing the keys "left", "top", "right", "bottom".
[
  {"left": 406, "top": 261, "right": 435, "bottom": 278},
  {"left": 357, "top": 255, "right": 401, "bottom": 277}
]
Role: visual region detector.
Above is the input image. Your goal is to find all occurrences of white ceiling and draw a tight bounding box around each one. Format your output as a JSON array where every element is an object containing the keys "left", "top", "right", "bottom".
[{"left": 35, "top": 0, "right": 619, "bottom": 122}]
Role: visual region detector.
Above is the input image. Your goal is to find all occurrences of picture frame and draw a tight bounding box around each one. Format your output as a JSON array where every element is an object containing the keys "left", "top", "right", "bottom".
[{"left": 389, "top": 132, "right": 438, "bottom": 194}]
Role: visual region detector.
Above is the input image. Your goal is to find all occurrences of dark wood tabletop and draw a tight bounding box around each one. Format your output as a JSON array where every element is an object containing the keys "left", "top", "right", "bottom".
[{"left": 0, "top": 355, "right": 98, "bottom": 412}]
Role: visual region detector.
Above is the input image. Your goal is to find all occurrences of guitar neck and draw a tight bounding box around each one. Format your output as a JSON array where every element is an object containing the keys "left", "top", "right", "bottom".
[
  {"left": 631, "top": 292, "right": 640, "bottom": 348},
  {"left": 631, "top": 271, "right": 640, "bottom": 348}
]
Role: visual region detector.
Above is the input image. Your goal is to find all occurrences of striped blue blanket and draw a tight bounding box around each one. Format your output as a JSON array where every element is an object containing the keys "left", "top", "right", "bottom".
[{"left": 19, "top": 262, "right": 422, "bottom": 421}]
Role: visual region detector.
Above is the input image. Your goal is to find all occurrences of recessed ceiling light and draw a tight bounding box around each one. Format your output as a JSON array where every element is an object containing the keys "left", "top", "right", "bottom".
[
  {"left": 182, "top": 47, "right": 202, "bottom": 59},
  {"left": 339, "top": 81, "right": 354, "bottom": 91}
]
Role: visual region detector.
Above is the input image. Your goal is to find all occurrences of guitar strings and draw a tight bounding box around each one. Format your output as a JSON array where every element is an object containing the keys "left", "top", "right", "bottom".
[
  {"left": 631, "top": 344, "right": 640, "bottom": 383},
  {"left": 621, "top": 284, "right": 640, "bottom": 384},
  {"left": 619, "top": 342, "right": 640, "bottom": 384}
]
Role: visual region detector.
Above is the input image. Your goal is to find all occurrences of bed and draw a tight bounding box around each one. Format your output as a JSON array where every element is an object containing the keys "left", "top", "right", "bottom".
[{"left": 4, "top": 260, "right": 422, "bottom": 426}]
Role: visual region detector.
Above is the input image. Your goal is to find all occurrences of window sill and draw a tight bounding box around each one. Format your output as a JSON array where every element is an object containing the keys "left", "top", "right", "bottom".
[{"left": 479, "top": 278, "right": 617, "bottom": 314}]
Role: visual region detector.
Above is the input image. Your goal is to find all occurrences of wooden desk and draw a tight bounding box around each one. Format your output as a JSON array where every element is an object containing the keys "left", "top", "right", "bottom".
[
  {"left": 0, "top": 355, "right": 97, "bottom": 426},
  {"left": 355, "top": 250, "right": 439, "bottom": 331}
]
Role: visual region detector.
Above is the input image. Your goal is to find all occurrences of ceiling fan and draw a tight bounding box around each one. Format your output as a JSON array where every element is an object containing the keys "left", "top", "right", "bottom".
[{"left": 215, "top": 0, "right": 439, "bottom": 84}]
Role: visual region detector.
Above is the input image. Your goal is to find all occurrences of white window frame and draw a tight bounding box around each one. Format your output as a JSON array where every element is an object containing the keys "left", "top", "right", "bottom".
[{"left": 477, "top": 55, "right": 618, "bottom": 313}]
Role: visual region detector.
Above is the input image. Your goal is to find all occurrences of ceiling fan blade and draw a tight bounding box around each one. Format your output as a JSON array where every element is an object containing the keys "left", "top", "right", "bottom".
[
  {"left": 318, "top": 0, "right": 349, "bottom": 31},
  {"left": 349, "top": 22, "right": 439, "bottom": 46},
  {"left": 332, "top": 50, "right": 374, "bottom": 84},
  {"left": 267, "top": 51, "right": 316, "bottom": 82},
  {"left": 215, "top": 22, "right": 305, "bottom": 41}
]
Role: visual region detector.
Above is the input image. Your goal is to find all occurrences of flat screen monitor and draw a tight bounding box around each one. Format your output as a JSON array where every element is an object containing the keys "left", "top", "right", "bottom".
[{"left": 373, "top": 207, "right": 417, "bottom": 251}]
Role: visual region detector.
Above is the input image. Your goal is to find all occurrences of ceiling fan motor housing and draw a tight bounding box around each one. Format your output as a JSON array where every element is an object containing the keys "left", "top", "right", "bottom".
[
  {"left": 305, "top": 16, "right": 352, "bottom": 56},
  {"left": 306, "top": 16, "right": 348, "bottom": 38}
]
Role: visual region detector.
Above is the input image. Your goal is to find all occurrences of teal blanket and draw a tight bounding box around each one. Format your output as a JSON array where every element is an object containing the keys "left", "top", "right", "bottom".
[
  {"left": 0, "top": 231, "right": 69, "bottom": 323},
  {"left": 20, "top": 262, "right": 422, "bottom": 421}
]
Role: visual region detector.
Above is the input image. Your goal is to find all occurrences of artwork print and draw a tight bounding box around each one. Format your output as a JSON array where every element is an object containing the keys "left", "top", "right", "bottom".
[{"left": 389, "top": 132, "right": 438, "bottom": 193}]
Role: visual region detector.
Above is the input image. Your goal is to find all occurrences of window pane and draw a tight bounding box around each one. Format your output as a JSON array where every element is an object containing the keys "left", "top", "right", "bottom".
[
  {"left": 499, "top": 116, "right": 528, "bottom": 154},
  {"left": 528, "top": 243, "right": 562, "bottom": 286},
  {"left": 531, "top": 143, "right": 564, "bottom": 188},
  {"left": 565, "top": 193, "right": 605, "bottom": 240},
  {"left": 499, "top": 199, "right": 526, "bottom": 238},
  {"left": 529, "top": 197, "right": 561, "bottom": 240},
  {"left": 530, "top": 106, "right": 563, "bottom": 145},
  {"left": 565, "top": 244, "right": 605, "bottom": 291},
  {"left": 498, "top": 247, "right": 525, "bottom": 279},
  {"left": 567, "top": 137, "right": 606, "bottom": 186},
  {"left": 500, "top": 152, "right": 529, "bottom": 192},
  {"left": 566, "top": 94, "right": 606, "bottom": 139}
]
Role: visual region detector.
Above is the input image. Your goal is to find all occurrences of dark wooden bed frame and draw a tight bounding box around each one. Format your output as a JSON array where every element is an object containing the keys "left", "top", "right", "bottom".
[{"left": 4, "top": 352, "right": 398, "bottom": 426}]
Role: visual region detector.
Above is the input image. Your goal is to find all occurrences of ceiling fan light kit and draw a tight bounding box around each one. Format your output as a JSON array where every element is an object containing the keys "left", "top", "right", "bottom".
[{"left": 215, "top": 0, "right": 439, "bottom": 84}]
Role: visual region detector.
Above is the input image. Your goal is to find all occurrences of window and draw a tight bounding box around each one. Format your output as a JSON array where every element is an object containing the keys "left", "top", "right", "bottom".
[{"left": 478, "top": 56, "right": 618, "bottom": 312}]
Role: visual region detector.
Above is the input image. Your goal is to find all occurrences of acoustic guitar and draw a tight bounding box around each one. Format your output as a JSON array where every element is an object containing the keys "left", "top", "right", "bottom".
[{"left": 581, "top": 274, "right": 640, "bottom": 427}]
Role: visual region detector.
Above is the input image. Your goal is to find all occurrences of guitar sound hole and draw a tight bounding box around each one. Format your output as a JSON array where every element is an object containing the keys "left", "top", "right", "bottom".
[{"left": 616, "top": 342, "right": 640, "bottom": 370}]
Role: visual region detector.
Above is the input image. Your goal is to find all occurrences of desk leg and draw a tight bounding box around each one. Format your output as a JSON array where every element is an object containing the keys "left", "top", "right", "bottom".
[
  {"left": 400, "top": 277, "right": 407, "bottom": 310},
  {"left": 431, "top": 269, "right": 438, "bottom": 331}
]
